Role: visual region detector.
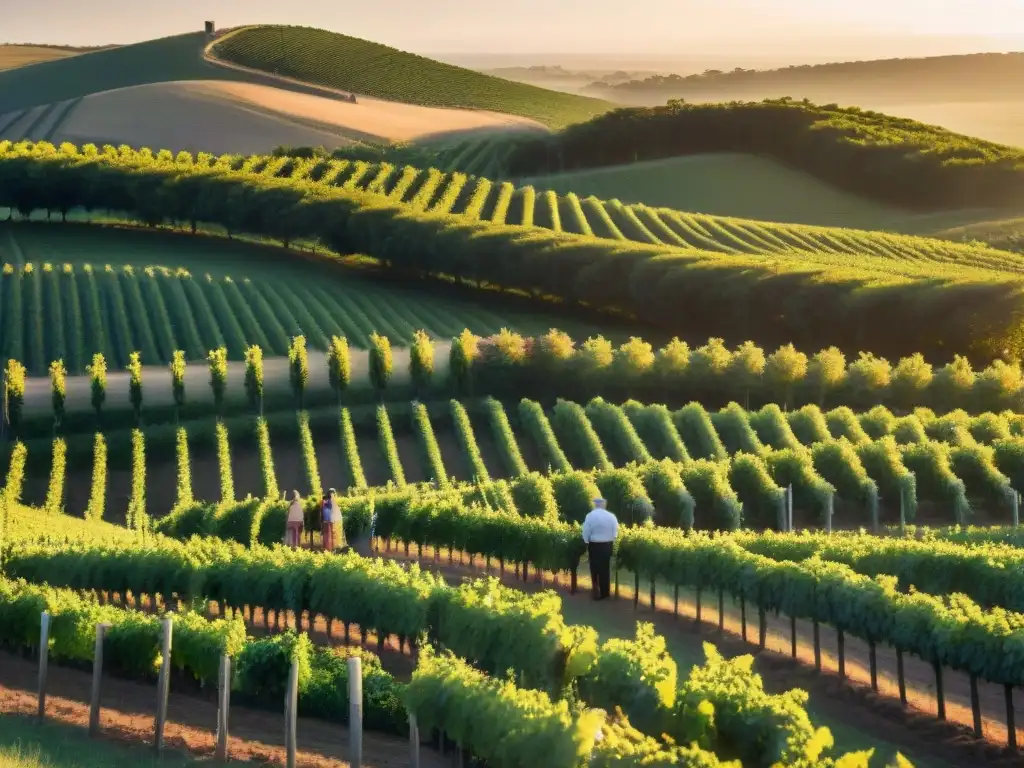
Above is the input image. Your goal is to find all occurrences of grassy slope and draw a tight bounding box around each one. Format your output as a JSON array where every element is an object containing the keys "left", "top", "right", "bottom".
[
  {"left": 0, "top": 34, "right": 223, "bottom": 111},
  {"left": 521, "top": 153, "right": 1008, "bottom": 232},
  {"left": 0, "top": 46, "right": 84, "bottom": 73},
  {"left": 936, "top": 215, "right": 1024, "bottom": 253},
  {"left": 522, "top": 153, "right": 899, "bottom": 229},
  {"left": 6, "top": 502, "right": 137, "bottom": 543},
  {"left": 209, "top": 25, "right": 612, "bottom": 129}
]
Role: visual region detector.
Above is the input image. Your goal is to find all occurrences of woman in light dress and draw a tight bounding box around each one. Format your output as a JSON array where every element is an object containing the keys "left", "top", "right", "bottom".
[{"left": 286, "top": 490, "right": 304, "bottom": 548}]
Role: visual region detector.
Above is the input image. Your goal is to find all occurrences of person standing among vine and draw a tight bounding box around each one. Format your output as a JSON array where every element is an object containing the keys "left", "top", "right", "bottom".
[
  {"left": 321, "top": 488, "right": 339, "bottom": 551},
  {"left": 286, "top": 490, "right": 304, "bottom": 549},
  {"left": 582, "top": 498, "right": 619, "bottom": 601}
]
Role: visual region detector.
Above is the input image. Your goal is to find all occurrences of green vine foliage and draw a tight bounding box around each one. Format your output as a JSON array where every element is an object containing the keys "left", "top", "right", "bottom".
[
  {"left": 409, "top": 329, "right": 434, "bottom": 397},
  {"left": 207, "top": 346, "right": 229, "bottom": 417},
  {"left": 85, "top": 353, "right": 106, "bottom": 423},
  {"left": 170, "top": 349, "right": 186, "bottom": 415},
  {"left": 4, "top": 358, "right": 26, "bottom": 432},
  {"left": 288, "top": 335, "right": 309, "bottom": 408},
  {"left": 244, "top": 345, "right": 264, "bottom": 413},
  {"left": 368, "top": 332, "right": 393, "bottom": 398},
  {"left": 326, "top": 335, "right": 351, "bottom": 402},
  {"left": 127, "top": 351, "right": 143, "bottom": 423},
  {"left": 49, "top": 359, "right": 66, "bottom": 429}
]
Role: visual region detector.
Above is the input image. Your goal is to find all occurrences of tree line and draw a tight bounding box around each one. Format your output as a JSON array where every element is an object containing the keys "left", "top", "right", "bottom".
[
  {"left": 1, "top": 140, "right": 1023, "bottom": 364},
  {"left": 502, "top": 99, "right": 1024, "bottom": 211}
]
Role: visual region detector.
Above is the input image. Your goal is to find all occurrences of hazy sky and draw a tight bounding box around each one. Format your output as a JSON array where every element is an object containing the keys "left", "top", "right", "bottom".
[{"left": 4, "top": 0, "right": 1022, "bottom": 60}]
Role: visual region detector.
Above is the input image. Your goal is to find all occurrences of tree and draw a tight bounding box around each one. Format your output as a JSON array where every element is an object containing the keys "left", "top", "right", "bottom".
[
  {"left": 575, "top": 335, "right": 614, "bottom": 377},
  {"left": 653, "top": 337, "right": 689, "bottom": 393},
  {"left": 208, "top": 347, "right": 228, "bottom": 418},
  {"left": 288, "top": 335, "right": 308, "bottom": 408},
  {"left": 127, "top": 351, "right": 143, "bottom": 424},
  {"left": 612, "top": 337, "right": 656, "bottom": 381},
  {"left": 727, "top": 341, "right": 765, "bottom": 409},
  {"left": 409, "top": 330, "right": 434, "bottom": 397},
  {"left": 765, "top": 344, "right": 808, "bottom": 409},
  {"left": 87, "top": 353, "right": 106, "bottom": 425},
  {"left": 368, "top": 332, "right": 393, "bottom": 399},
  {"left": 932, "top": 355, "right": 976, "bottom": 410},
  {"left": 844, "top": 352, "right": 892, "bottom": 407},
  {"left": 448, "top": 329, "right": 479, "bottom": 397},
  {"left": 687, "top": 338, "right": 732, "bottom": 392},
  {"left": 49, "top": 359, "right": 66, "bottom": 431},
  {"left": 890, "top": 353, "right": 932, "bottom": 411},
  {"left": 244, "top": 345, "right": 264, "bottom": 414},
  {"left": 973, "top": 360, "right": 1022, "bottom": 412},
  {"left": 326, "top": 336, "right": 351, "bottom": 403},
  {"left": 805, "top": 347, "right": 846, "bottom": 407},
  {"left": 532, "top": 328, "right": 574, "bottom": 373},
  {"left": 3, "top": 359, "right": 26, "bottom": 436},
  {"left": 170, "top": 350, "right": 186, "bottom": 422}
]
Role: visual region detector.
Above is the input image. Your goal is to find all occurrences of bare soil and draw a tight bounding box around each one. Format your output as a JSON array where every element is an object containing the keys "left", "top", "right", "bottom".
[
  {"left": 0, "top": 649, "right": 442, "bottom": 767},
  {"left": 45, "top": 79, "right": 541, "bottom": 156}
]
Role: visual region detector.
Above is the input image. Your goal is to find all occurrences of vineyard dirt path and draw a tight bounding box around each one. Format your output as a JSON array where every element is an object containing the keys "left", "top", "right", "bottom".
[
  {"left": 20, "top": 343, "right": 452, "bottom": 417},
  {"left": 375, "top": 545, "right": 1021, "bottom": 768},
  {"left": 0, "top": 649, "right": 442, "bottom": 767}
]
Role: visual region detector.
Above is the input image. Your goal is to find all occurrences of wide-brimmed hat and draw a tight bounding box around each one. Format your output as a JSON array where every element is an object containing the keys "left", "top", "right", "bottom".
[{"left": 593, "top": 498, "right": 606, "bottom": 505}]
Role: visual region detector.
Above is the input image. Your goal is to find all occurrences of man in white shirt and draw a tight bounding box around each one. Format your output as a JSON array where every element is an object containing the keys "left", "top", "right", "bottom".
[{"left": 582, "top": 498, "right": 619, "bottom": 600}]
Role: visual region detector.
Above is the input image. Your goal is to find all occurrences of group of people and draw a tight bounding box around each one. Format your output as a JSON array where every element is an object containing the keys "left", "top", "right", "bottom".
[
  {"left": 283, "top": 486, "right": 621, "bottom": 599},
  {"left": 285, "top": 488, "right": 344, "bottom": 551}
]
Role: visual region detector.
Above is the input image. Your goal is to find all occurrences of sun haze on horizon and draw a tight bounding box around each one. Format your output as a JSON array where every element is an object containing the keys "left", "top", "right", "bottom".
[{"left": 2, "top": 0, "right": 1022, "bottom": 65}]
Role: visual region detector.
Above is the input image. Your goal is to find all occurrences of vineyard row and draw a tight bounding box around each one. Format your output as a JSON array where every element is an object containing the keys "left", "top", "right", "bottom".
[{"left": 1, "top": 140, "right": 1019, "bottom": 360}]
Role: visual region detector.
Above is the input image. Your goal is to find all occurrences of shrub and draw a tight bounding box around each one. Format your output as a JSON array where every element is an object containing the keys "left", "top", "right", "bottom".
[
  {"left": 288, "top": 335, "right": 309, "bottom": 407},
  {"left": 127, "top": 351, "right": 143, "bottom": 423},
  {"left": 368, "top": 332, "right": 392, "bottom": 399},
  {"left": 207, "top": 347, "right": 228, "bottom": 417},
  {"left": 409, "top": 329, "right": 434, "bottom": 396},
  {"left": 244, "top": 345, "right": 264, "bottom": 413},
  {"left": 326, "top": 335, "right": 351, "bottom": 402},
  {"left": 3, "top": 359, "right": 26, "bottom": 433}
]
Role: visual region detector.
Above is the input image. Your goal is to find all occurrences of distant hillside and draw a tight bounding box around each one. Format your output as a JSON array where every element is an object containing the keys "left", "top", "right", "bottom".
[
  {"left": 502, "top": 99, "right": 1024, "bottom": 212},
  {"left": 0, "top": 43, "right": 115, "bottom": 72},
  {"left": 0, "top": 30, "right": 552, "bottom": 153},
  {"left": 586, "top": 52, "right": 1024, "bottom": 104},
  {"left": 0, "top": 33, "right": 218, "bottom": 110},
  {"left": 209, "top": 25, "right": 613, "bottom": 129}
]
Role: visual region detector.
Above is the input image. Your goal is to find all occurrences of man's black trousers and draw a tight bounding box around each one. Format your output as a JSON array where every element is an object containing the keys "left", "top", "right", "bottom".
[{"left": 588, "top": 541, "right": 614, "bottom": 599}]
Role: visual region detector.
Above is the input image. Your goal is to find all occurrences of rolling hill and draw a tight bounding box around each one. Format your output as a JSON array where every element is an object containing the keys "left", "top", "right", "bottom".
[
  {"left": 585, "top": 52, "right": 1024, "bottom": 147},
  {"left": 495, "top": 100, "right": 1024, "bottom": 218},
  {"left": 5, "top": 139, "right": 1024, "bottom": 362},
  {"left": 208, "top": 25, "right": 613, "bottom": 129},
  {"left": 0, "top": 43, "right": 112, "bottom": 72},
  {"left": 0, "top": 27, "right": 600, "bottom": 155}
]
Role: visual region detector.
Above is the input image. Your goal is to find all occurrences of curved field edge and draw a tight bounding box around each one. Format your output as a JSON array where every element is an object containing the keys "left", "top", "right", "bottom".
[
  {"left": 261, "top": 146, "right": 1024, "bottom": 270},
  {"left": 207, "top": 25, "right": 612, "bottom": 129}
]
